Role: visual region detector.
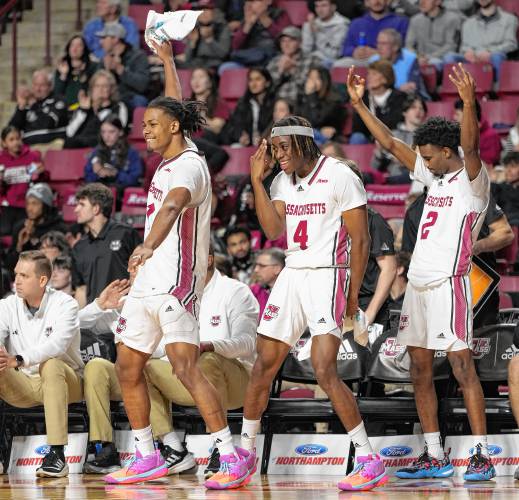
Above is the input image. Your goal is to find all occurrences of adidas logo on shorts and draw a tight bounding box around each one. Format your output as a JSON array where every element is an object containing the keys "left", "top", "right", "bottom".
[
  {"left": 318, "top": 318, "right": 326, "bottom": 324},
  {"left": 165, "top": 305, "right": 174, "bottom": 312},
  {"left": 437, "top": 332, "right": 446, "bottom": 339}
]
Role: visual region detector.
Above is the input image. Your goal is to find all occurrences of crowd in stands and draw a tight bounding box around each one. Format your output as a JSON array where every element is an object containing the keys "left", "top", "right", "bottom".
[{"left": 0, "top": 0, "right": 518, "bottom": 477}]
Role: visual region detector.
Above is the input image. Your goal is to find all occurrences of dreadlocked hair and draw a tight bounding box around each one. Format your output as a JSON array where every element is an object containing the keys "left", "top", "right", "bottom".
[
  {"left": 147, "top": 97, "right": 207, "bottom": 134},
  {"left": 272, "top": 115, "right": 321, "bottom": 161},
  {"left": 413, "top": 116, "right": 460, "bottom": 153}
]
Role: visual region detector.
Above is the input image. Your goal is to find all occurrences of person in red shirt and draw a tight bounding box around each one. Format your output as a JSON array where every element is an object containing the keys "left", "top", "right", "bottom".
[{"left": 0, "top": 126, "right": 46, "bottom": 235}]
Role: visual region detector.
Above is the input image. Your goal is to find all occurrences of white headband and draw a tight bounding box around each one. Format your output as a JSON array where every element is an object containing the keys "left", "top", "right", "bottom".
[{"left": 271, "top": 126, "right": 314, "bottom": 138}]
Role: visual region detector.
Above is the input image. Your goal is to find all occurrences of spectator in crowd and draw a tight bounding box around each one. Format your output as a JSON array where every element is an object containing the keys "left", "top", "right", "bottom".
[
  {"left": 65, "top": 70, "right": 129, "bottom": 149},
  {"left": 267, "top": 27, "right": 316, "bottom": 103},
  {"left": 453, "top": 99, "right": 501, "bottom": 166},
  {"left": 53, "top": 35, "right": 99, "bottom": 109},
  {"left": 372, "top": 93, "right": 427, "bottom": 181},
  {"left": 350, "top": 60, "right": 407, "bottom": 144},
  {"left": 224, "top": 226, "right": 256, "bottom": 284},
  {"left": 176, "top": 6, "right": 231, "bottom": 69},
  {"left": 50, "top": 255, "right": 74, "bottom": 296},
  {"left": 83, "top": 248, "right": 258, "bottom": 478},
  {"left": 0, "top": 251, "right": 83, "bottom": 477},
  {"left": 215, "top": 0, "right": 245, "bottom": 30},
  {"left": 405, "top": 0, "right": 463, "bottom": 71},
  {"left": 9, "top": 70, "right": 68, "bottom": 147},
  {"left": 503, "top": 107, "right": 519, "bottom": 155},
  {"left": 250, "top": 247, "right": 285, "bottom": 319},
  {"left": 72, "top": 183, "right": 141, "bottom": 307},
  {"left": 97, "top": 22, "right": 150, "bottom": 109},
  {"left": 224, "top": 0, "right": 290, "bottom": 72},
  {"left": 189, "top": 67, "right": 230, "bottom": 141},
  {"left": 444, "top": 0, "right": 518, "bottom": 80},
  {"left": 39, "top": 231, "right": 71, "bottom": 263},
  {"left": 308, "top": 0, "right": 364, "bottom": 19},
  {"left": 84, "top": 115, "right": 142, "bottom": 196},
  {"left": 402, "top": 189, "right": 514, "bottom": 327},
  {"left": 221, "top": 67, "right": 275, "bottom": 146},
  {"left": 296, "top": 66, "right": 346, "bottom": 144},
  {"left": 84, "top": 0, "right": 139, "bottom": 60},
  {"left": 302, "top": 0, "right": 349, "bottom": 68},
  {"left": 0, "top": 125, "right": 46, "bottom": 236},
  {"left": 371, "top": 28, "right": 429, "bottom": 97},
  {"left": 387, "top": 251, "right": 410, "bottom": 311},
  {"left": 7, "top": 184, "right": 67, "bottom": 271},
  {"left": 334, "top": 0, "right": 409, "bottom": 67},
  {"left": 493, "top": 152, "right": 519, "bottom": 226}
]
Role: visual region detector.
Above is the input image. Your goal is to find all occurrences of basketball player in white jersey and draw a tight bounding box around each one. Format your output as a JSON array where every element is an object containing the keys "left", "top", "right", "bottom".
[
  {"left": 238, "top": 115, "right": 388, "bottom": 492},
  {"left": 347, "top": 64, "right": 495, "bottom": 481},
  {"left": 105, "top": 41, "right": 253, "bottom": 488}
]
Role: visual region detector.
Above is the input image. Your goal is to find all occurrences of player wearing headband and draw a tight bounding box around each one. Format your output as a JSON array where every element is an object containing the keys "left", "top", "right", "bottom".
[{"left": 239, "top": 116, "right": 388, "bottom": 492}]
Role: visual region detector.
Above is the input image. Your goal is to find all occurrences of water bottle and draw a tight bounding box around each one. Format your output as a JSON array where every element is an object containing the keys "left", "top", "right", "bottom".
[{"left": 358, "top": 31, "right": 366, "bottom": 47}]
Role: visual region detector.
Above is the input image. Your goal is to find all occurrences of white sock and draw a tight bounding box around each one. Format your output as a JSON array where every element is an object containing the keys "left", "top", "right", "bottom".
[
  {"left": 133, "top": 424, "right": 155, "bottom": 457},
  {"left": 161, "top": 431, "right": 183, "bottom": 452},
  {"left": 348, "top": 421, "right": 373, "bottom": 460},
  {"left": 212, "top": 426, "right": 235, "bottom": 457},
  {"left": 424, "top": 431, "right": 443, "bottom": 459},
  {"left": 241, "top": 418, "right": 261, "bottom": 452},
  {"left": 472, "top": 435, "right": 488, "bottom": 457}
]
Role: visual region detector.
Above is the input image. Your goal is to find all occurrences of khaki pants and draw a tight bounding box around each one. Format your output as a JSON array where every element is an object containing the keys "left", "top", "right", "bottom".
[
  {"left": 83, "top": 358, "right": 171, "bottom": 443},
  {"left": 144, "top": 353, "right": 250, "bottom": 437},
  {"left": 0, "top": 358, "right": 83, "bottom": 445}
]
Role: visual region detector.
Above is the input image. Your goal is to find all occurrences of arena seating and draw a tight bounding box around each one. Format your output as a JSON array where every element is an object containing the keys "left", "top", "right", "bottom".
[
  {"left": 498, "top": 61, "right": 519, "bottom": 98},
  {"left": 440, "top": 63, "right": 493, "bottom": 99},
  {"left": 277, "top": 0, "right": 309, "bottom": 26},
  {"left": 221, "top": 146, "right": 256, "bottom": 176},
  {"left": 128, "top": 4, "right": 164, "bottom": 32},
  {"left": 219, "top": 68, "right": 248, "bottom": 109}
]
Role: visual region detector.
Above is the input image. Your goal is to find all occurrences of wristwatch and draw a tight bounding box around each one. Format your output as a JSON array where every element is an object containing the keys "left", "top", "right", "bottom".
[{"left": 14, "top": 355, "right": 24, "bottom": 371}]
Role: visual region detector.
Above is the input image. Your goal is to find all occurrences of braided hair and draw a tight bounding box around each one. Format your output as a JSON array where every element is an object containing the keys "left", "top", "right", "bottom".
[{"left": 147, "top": 97, "right": 207, "bottom": 135}]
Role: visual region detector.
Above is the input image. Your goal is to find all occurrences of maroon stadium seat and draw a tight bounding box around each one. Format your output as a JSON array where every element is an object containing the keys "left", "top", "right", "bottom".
[
  {"left": 366, "top": 184, "right": 409, "bottom": 220},
  {"left": 331, "top": 66, "right": 367, "bottom": 85},
  {"left": 219, "top": 68, "right": 248, "bottom": 106},
  {"left": 277, "top": 0, "right": 309, "bottom": 26},
  {"left": 420, "top": 64, "right": 438, "bottom": 96},
  {"left": 481, "top": 99, "right": 519, "bottom": 132},
  {"left": 122, "top": 187, "right": 147, "bottom": 230},
  {"left": 128, "top": 4, "right": 165, "bottom": 32},
  {"left": 498, "top": 61, "right": 519, "bottom": 98},
  {"left": 426, "top": 101, "right": 454, "bottom": 119},
  {"left": 500, "top": 276, "right": 519, "bottom": 293},
  {"left": 496, "top": 226, "right": 519, "bottom": 274},
  {"left": 441, "top": 63, "right": 493, "bottom": 98},
  {"left": 495, "top": 0, "right": 519, "bottom": 17},
  {"left": 221, "top": 146, "right": 255, "bottom": 176},
  {"left": 499, "top": 292, "right": 513, "bottom": 309},
  {"left": 44, "top": 148, "right": 90, "bottom": 181},
  {"left": 128, "top": 107, "right": 146, "bottom": 147},
  {"left": 177, "top": 68, "right": 194, "bottom": 99},
  {"left": 60, "top": 186, "right": 79, "bottom": 223}
]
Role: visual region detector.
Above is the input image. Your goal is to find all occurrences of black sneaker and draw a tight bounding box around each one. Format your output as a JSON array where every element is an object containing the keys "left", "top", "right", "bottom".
[
  {"left": 161, "top": 444, "right": 196, "bottom": 474},
  {"left": 36, "top": 449, "right": 69, "bottom": 477},
  {"left": 204, "top": 446, "right": 220, "bottom": 479},
  {"left": 83, "top": 443, "right": 121, "bottom": 474}
]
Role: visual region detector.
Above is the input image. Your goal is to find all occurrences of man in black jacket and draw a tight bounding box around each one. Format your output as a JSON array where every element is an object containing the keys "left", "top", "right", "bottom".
[{"left": 9, "top": 70, "right": 68, "bottom": 146}]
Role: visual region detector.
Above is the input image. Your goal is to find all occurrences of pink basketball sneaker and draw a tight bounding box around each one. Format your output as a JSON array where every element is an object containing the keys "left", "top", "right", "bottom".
[
  {"left": 338, "top": 454, "right": 388, "bottom": 491},
  {"left": 104, "top": 449, "right": 168, "bottom": 485},
  {"left": 204, "top": 448, "right": 252, "bottom": 490}
]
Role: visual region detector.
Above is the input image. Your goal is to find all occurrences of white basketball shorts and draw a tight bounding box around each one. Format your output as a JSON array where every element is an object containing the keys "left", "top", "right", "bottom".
[
  {"left": 397, "top": 275, "right": 472, "bottom": 351},
  {"left": 258, "top": 267, "right": 346, "bottom": 346},
  {"left": 115, "top": 294, "right": 199, "bottom": 354}
]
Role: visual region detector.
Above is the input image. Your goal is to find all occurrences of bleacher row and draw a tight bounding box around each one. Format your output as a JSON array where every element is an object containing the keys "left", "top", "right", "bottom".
[{"left": 1, "top": 314, "right": 518, "bottom": 472}]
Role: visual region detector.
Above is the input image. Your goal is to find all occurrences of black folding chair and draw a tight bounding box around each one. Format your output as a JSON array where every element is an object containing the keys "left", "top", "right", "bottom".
[{"left": 497, "top": 308, "right": 519, "bottom": 325}]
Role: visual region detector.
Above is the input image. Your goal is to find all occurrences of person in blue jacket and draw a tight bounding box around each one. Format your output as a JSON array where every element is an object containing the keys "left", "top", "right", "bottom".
[{"left": 84, "top": 114, "right": 142, "bottom": 200}]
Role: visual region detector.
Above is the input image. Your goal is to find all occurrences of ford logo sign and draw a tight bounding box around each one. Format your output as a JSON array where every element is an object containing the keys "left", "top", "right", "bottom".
[
  {"left": 380, "top": 446, "right": 413, "bottom": 457},
  {"left": 35, "top": 445, "right": 51, "bottom": 456},
  {"left": 469, "top": 445, "right": 502, "bottom": 456},
  {"left": 295, "top": 444, "right": 328, "bottom": 455}
]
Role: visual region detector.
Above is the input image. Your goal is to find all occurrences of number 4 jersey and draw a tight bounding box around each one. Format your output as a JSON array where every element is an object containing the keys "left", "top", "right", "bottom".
[
  {"left": 408, "top": 154, "right": 489, "bottom": 288},
  {"left": 270, "top": 155, "right": 367, "bottom": 268}
]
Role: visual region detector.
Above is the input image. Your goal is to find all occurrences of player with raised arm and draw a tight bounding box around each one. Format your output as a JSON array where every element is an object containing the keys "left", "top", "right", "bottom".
[
  {"left": 104, "top": 41, "right": 253, "bottom": 489},
  {"left": 239, "top": 116, "right": 388, "bottom": 492},
  {"left": 346, "top": 64, "right": 494, "bottom": 481}
]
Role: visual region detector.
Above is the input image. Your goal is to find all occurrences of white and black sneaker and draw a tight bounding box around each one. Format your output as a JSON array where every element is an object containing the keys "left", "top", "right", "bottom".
[
  {"left": 161, "top": 444, "right": 196, "bottom": 474},
  {"left": 36, "top": 449, "right": 69, "bottom": 477},
  {"left": 204, "top": 447, "right": 220, "bottom": 478},
  {"left": 83, "top": 442, "right": 121, "bottom": 474}
]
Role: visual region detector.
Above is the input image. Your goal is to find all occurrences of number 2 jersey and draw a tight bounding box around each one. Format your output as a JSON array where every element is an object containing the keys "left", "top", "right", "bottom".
[
  {"left": 408, "top": 154, "right": 489, "bottom": 288},
  {"left": 270, "top": 155, "right": 367, "bottom": 268},
  {"left": 130, "top": 147, "right": 212, "bottom": 314}
]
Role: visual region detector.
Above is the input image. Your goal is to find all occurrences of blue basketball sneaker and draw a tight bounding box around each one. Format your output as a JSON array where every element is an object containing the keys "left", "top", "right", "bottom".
[
  {"left": 463, "top": 444, "right": 496, "bottom": 481},
  {"left": 395, "top": 447, "right": 454, "bottom": 479}
]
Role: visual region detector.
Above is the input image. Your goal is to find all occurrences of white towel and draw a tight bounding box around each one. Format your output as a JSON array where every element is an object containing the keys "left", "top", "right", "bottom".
[{"left": 145, "top": 9, "right": 202, "bottom": 52}]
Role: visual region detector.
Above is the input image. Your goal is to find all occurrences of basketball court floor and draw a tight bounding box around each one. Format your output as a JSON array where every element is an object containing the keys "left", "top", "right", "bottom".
[{"left": 1, "top": 474, "right": 519, "bottom": 499}]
